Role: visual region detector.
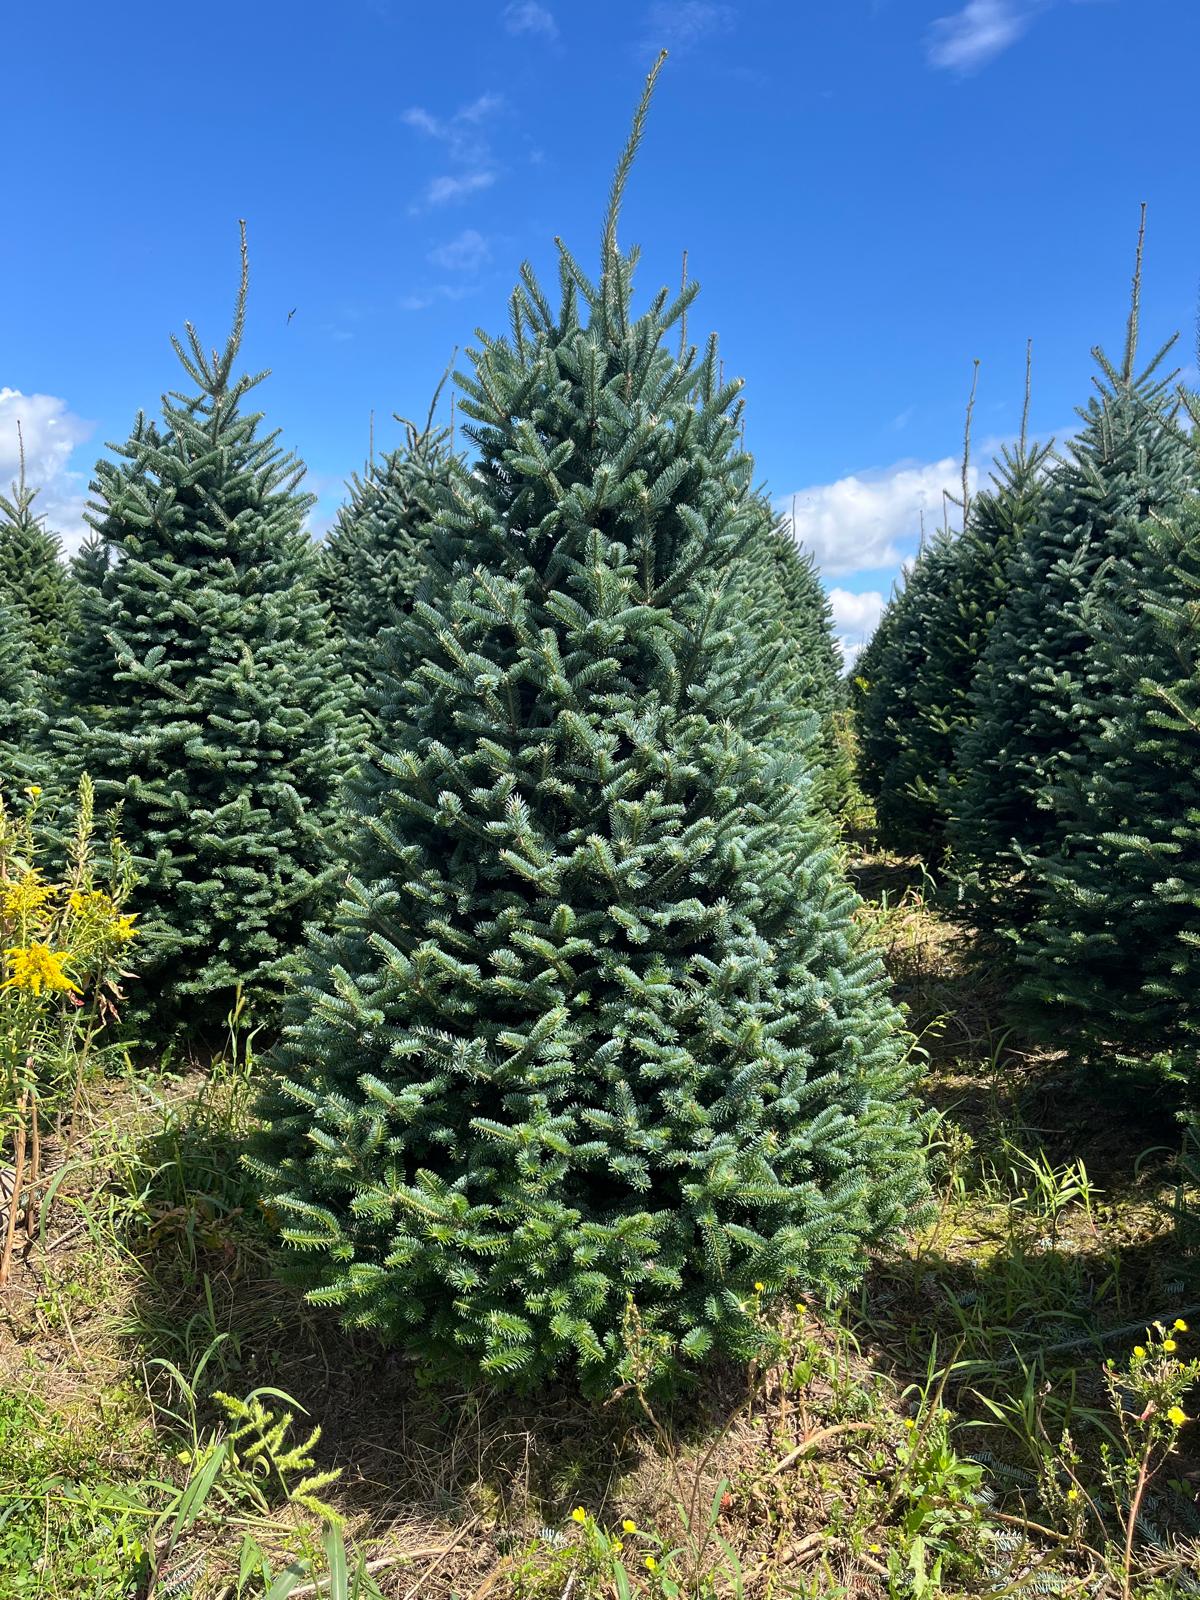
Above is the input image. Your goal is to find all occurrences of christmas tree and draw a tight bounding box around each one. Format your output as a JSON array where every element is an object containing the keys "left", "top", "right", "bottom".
[
  {"left": 59, "top": 226, "right": 353, "bottom": 1034},
  {"left": 319, "top": 402, "right": 453, "bottom": 699},
  {"left": 252, "top": 63, "right": 925, "bottom": 1394},
  {"left": 0, "top": 595, "right": 41, "bottom": 791},
  {"left": 0, "top": 427, "right": 77, "bottom": 679},
  {"left": 949, "top": 237, "right": 1196, "bottom": 944},
  {"left": 1011, "top": 501, "right": 1200, "bottom": 1079},
  {"left": 857, "top": 374, "right": 1052, "bottom": 859}
]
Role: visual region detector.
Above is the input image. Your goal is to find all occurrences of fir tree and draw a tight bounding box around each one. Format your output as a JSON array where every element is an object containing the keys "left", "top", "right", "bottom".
[
  {"left": 0, "top": 595, "right": 41, "bottom": 792},
  {"left": 0, "top": 426, "right": 77, "bottom": 678},
  {"left": 857, "top": 401, "right": 1052, "bottom": 858},
  {"left": 1011, "top": 502, "right": 1200, "bottom": 1078},
  {"left": 319, "top": 403, "right": 453, "bottom": 697},
  {"left": 60, "top": 533, "right": 115, "bottom": 722},
  {"left": 949, "top": 245, "right": 1196, "bottom": 943},
  {"left": 252, "top": 64, "right": 925, "bottom": 1394},
  {"left": 59, "top": 227, "right": 353, "bottom": 1034}
]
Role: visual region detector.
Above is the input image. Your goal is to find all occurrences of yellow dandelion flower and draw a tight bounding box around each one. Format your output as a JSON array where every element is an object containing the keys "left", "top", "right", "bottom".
[
  {"left": 622, "top": 1520, "right": 637, "bottom": 1534},
  {"left": 2, "top": 943, "right": 81, "bottom": 996},
  {"left": 1167, "top": 1405, "right": 1188, "bottom": 1427},
  {"left": 1133, "top": 1345, "right": 1147, "bottom": 1359},
  {"left": 645, "top": 1557, "right": 658, "bottom": 1573},
  {"left": 1174, "top": 1319, "right": 1188, "bottom": 1332},
  {"left": 1164, "top": 1339, "right": 1177, "bottom": 1353},
  {"left": 570, "top": 1507, "right": 587, "bottom": 1525}
]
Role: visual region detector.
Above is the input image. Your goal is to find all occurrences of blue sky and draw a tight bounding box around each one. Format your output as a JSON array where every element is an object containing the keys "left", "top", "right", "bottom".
[{"left": 3, "top": 0, "right": 1198, "bottom": 662}]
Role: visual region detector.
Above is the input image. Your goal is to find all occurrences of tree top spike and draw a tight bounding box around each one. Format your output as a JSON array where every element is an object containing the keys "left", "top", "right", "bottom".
[
  {"left": 601, "top": 51, "right": 667, "bottom": 332},
  {"left": 1020, "top": 338, "right": 1033, "bottom": 456},
  {"left": 1123, "top": 202, "right": 1147, "bottom": 384}
]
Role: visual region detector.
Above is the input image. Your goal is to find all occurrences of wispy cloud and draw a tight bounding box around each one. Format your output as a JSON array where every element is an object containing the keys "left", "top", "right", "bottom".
[
  {"left": 0, "top": 387, "right": 94, "bottom": 554},
  {"left": 503, "top": 1, "right": 558, "bottom": 38},
  {"left": 428, "top": 228, "right": 492, "bottom": 272},
  {"left": 927, "top": 0, "right": 1035, "bottom": 72},
  {"left": 642, "top": 1, "right": 736, "bottom": 52},
  {"left": 402, "top": 93, "right": 505, "bottom": 209}
]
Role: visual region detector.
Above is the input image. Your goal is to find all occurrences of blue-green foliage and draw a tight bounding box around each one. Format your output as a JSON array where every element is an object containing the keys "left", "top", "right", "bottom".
[
  {"left": 58, "top": 241, "right": 354, "bottom": 1035},
  {"left": 251, "top": 102, "right": 925, "bottom": 1392}
]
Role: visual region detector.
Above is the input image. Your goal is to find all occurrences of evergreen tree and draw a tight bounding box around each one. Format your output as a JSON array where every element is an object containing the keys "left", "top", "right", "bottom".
[
  {"left": 1011, "top": 503, "right": 1200, "bottom": 1078},
  {"left": 252, "top": 66, "right": 925, "bottom": 1394},
  {"left": 0, "top": 595, "right": 41, "bottom": 791},
  {"left": 0, "top": 431, "right": 76, "bottom": 678},
  {"left": 319, "top": 407, "right": 453, "bottom": 697},
  {"left": 60, "top": 533, "right": 115, "bottom": 722},
  {"left": 949, "top": 265, "right": 1196, "bottom": 943},
  {"left": 857, "top": 415, "right": 1052, "bottom": 858},
  {"left": 59, "top": 228, "right": 353, "bottom": 1034}
]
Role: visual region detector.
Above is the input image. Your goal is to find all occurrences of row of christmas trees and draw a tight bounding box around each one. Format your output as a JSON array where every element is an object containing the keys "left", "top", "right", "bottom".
[
  {"left": 855, "top": 217, "right": 1199, "bottom": 1090},
  {"left": 0, "top": 69, "right": 927, "bottom": 1389}
]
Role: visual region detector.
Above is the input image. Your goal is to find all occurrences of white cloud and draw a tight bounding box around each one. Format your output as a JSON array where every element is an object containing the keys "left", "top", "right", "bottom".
[
  {"left": 503, "top": 1, "right": 558, "bottom": 38},
  {"left": 827, "top": 587, "right": 886, "bottom": 669},
  {"left": 402, "top": 94, "right": 504, "bottom": 209},
  {"left": 428, "top": 229, "right": 491, "bottom": 271},
  {"left": 642, "top": 2, "right": 736, "bottom": 51},
  {"left": 777, "top": 457, "right": 974, "bottom": 578},
  {"left": 927, "top": 0, "right": 1033, "bottom": 71},
  {"left": 423, "top": 171, "right": 495, "bottom": 207},
  {"left": 0, "top": 387, "right": 93, "bottom": 554}
]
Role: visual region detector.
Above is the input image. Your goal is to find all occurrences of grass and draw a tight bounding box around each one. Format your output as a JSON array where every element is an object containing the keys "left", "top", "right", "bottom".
[{"left": 2, "top": 845, "right": 1200, "bottom": 1598}]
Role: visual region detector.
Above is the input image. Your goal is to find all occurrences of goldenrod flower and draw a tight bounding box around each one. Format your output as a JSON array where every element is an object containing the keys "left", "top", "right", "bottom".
[
  {"left": 2, "top": 943, "right": 81, "bottom": 996},
  {"left": 1168, "top": 1405, "right": 1188, "bottom": 1427},
  {"left": 2, "top": 874, "right": 55, "bottom": 919},
  {"left": 1163, "top": 1338, "right": 1177, "bottom": 1353},
  {"left": 622, "top": 1519, "right": 637, "bottom": 1534},
  {"left": 571, "top": 1507, "right": 587, "bottom": 1525}
]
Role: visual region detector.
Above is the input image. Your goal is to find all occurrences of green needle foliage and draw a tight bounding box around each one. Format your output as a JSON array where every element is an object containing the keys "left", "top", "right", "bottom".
[
  {"left": 949, "top": 270, "right": 1196, "bottom": 945},
  {"left": 0, "top": 595, "right": 41, "bottom": 792},
  {"left": 1011, "top": 500, "right": 1200, "bottom": 1081},
  {"left": 319, "top": 405, "right": 454, "bottom": 698},
  {"left": 858, "top": 396, "right": 1052, "bottom": 858},
  {"left": 252, "top": 64, "right": 925, "bottom": 1395},
  {"left": 0, "top": 431, "right": 77, "bottom": 680},
  {"left": 59, "top": 228, "right": 354, "bottom": 1036}
]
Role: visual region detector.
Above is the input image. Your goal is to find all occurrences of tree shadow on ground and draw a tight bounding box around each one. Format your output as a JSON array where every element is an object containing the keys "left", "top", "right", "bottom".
[{"left": 118, "top": 1104, "right": 766, "bottom": 1593}]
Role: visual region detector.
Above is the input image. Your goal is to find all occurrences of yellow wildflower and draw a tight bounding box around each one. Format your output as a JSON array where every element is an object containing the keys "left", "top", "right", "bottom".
[
  {"left": 645, "top": 1557, "right": 658, "bottom": 1573},
  {"left": 2, "top": 874, "right": 55, "bottom": 919},
  {"left": 571, "top": 1507, "right": 587, "bottom": 1525},
  {"left": 2, "top": 943, "right": 80, "bottom": 996},
  {"left": 622, "top": 1520, "right": 637, "bottom": 1534},
  {"left": 613, "top": 1540, "right": 623, "bottom": 1553},
  {"left": 1168, "top": 1405, "right": 1188, "bottom": 1427},
  {"left": 903, "top": 1418, "right": 916, "bottom": 1430},
  {"left": 1164, "top": 1339, "right": 1177, "bottom": 1353},
  {"left": 754, "top": 1281, "right": 765, "bottom": 1293},
  {"left": 1067, "top": 1488, "right": 1080, "bottom": 1503},
  {"left": 1133, "top": 1345, "right": 1146, "bottom": 1359},
  {"left": 868, "top": 1543, "right": 882, "bottom": 1554},
  {"left": 26, "top": 785, "right": 41, "bottom": 798},
  {"left": 1174, "top": 1319, "right": 1188, "bottom": 1332}
]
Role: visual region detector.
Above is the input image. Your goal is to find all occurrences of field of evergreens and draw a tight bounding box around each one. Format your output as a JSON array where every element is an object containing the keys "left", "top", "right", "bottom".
[{"left": 2, "top": 68, "right": 1198, "bottom": 1600}]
